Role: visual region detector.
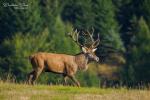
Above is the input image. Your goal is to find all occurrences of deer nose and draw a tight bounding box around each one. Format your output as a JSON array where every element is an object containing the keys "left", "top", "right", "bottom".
[{"left": 96, "top": 57, "right": 99, "bottom": 62}]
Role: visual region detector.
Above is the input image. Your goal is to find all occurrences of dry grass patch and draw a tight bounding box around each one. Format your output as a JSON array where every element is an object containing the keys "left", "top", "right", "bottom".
[{"left": 0, "top": 82, "right": 149, "bottom": 100}]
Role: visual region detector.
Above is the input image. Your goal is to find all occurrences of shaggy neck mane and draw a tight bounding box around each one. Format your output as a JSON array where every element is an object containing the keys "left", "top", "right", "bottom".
[{"left": 74, "top": 52, "right": 88, "bottom": 70}]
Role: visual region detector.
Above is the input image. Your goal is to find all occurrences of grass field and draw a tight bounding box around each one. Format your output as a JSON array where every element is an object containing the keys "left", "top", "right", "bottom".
[{"left": 0, "top": 82, "right": 150, "bottom": 100}]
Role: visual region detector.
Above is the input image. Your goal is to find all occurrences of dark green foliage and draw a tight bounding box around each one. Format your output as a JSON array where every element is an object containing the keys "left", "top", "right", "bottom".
[
  {"left": 113, "top": 0, "right": 133, "bottom": 49},
  {"left": 130, "top": 17, "right": 150, "bottom": 83},
  {"left": 61, "top": 0, "right": 94, "bottom": 29},
  {"left": 123, "top": 17, "right": 150, "bottom": 85},
  {"left": 132, "top": 0, "right": 150, "bottom": 28},
  {"left": 0, "top": 29, "right": 51, "bottom": 80},
  {"left": 51, "top": 16, "right": 80, "bottom": 54},
  {"left": 91, "top": 0, "right": 125, "bottom": 62},
  {"left": 39, "top": 0, "right": 61, "bottom": 34},
  {"left": 0, "top": 0, "right": 44, "bottom": 41}
]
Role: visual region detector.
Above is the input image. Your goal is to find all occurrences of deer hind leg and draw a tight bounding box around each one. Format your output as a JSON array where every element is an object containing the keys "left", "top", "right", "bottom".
[
  {"left": 69, "top": 75, "right": 80, "bottom": 87},
  {"left": 30, "top": 58, "right": 44, "bottom": 85}
]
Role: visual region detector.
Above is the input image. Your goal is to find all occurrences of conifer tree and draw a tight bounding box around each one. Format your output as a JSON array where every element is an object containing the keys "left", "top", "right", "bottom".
[
  {"left": 61, "top": 0, "right": 94, "bottom": 29},
  {"left": 0, "top": 0, "right": 43, "bottom": 41},
  {"left": 91, "top": 0, "right": 125, "bottom": 59},
  {"left": 124, "top": 16, "right": 150, "bottom": 85}
]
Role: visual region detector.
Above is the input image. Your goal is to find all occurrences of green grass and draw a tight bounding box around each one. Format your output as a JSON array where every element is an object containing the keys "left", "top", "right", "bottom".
[{"left": 0, "top": 82, "right": 150, "bottom": 100}]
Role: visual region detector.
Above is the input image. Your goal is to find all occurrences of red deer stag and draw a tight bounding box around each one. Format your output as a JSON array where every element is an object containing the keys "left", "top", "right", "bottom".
[{"left": 27, "top": 29, "right": 100, "bottom": 87}]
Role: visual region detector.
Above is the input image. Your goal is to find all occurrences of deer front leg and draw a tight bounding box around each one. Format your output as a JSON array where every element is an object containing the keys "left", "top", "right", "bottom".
[
  {"left": 31, "top": 68, "right": 43, "bottom": 85},
  {"left": 69, "top": 75, "right": 80, "bottom": 87},
  {"left": 27, "top": 70, "right": 35, "bottom": 84}
]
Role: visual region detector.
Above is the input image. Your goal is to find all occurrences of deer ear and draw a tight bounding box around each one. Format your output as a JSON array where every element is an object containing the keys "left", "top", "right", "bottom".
[
  {"left": 82, "top": 47, "right": 87, "bottom": 53},
  {"left": 92, "top": 48, "right": 97, "bottom": 52}
]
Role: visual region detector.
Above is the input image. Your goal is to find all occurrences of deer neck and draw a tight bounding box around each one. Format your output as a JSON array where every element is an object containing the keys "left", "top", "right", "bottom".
[{"left": 75, "top": 53, "right": 89, "bottom": 71}]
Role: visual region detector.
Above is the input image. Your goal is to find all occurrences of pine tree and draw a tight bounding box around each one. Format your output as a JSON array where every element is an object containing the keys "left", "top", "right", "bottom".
[
  {"left": 39, "top": 0, "right": 61, "bottom": 34},
  {"left": 61, "top": 0, "right": 94, "bottom": 29},
  {"left": 51, "top": 16, "right": 80, "bottom": 54},
  {"left": 91, "top": 0, "right": 125, "bottom": 59},
  {"left": 0, "top": 29, "right": 51, "bottom": 80},
  {"left": 0, "top": 0, "right": 43, "bottom": 41},
  {"left": 131, "top": 0, "right": 150, "bottom": 27},
  {"left": 124, "top": 16, "right": 150, "bottom": 85},
  {"left": 132, "top": 17, "right": 150, "bottom": 83},
  {"left": 113, "top": 0, "right": 133, "bottom": 50}
]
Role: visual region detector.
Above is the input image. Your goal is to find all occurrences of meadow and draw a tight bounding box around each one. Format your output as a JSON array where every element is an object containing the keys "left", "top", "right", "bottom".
[{"left": 0, "top": 81, "right": 150, "bottom": 100}]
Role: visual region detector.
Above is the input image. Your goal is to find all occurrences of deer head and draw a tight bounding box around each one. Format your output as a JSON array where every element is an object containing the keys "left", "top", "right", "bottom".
[{"left": 68, "top": 28, "right": 100, "bottom": 62}]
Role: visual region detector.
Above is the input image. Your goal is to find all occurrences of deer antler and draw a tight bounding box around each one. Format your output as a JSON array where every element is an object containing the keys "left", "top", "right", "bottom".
[
  {"left": 82, "top": 28, "right": 100, "bottom": 48},
  {"left": 68, "top": 28, "right": 100, "bottom": 48},
  {"left": 68, "top": 29, "right": 83, "bottom": 47},
  {"left": 91, "top": 33, "right": 100, "bottom": 48},
  {"left": 82, "top": 27, "right": 94, "bottom": 43}
]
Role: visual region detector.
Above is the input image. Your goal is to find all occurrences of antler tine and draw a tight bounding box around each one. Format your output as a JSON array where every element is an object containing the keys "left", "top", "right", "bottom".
[
  {"left": 67, "top": 28, "right": 74, "bottom": 36},
  {"left": 91, "top": 33, "right": 100, "bottom": 48},
  {"left": 86, "top": 28, "right": 94, "bottom": 42},
  {"left": 91, "top": 27, "right": 94, "bottom": 35},
  {"left": 68, "top": 28, "right": 100, "bottom": 48},
  {"left": 74, "top": 29, "right": 80, "bottom": 44},
  {"left": 68, "top": 29, "right": 83, "bottom": 47}
]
